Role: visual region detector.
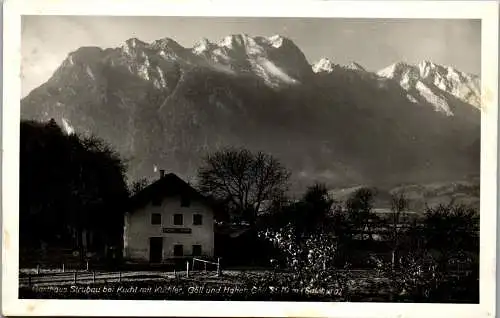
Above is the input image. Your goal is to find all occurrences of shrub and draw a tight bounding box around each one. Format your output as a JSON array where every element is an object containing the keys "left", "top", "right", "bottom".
[{"left": 258, "top": 224, "right": 351, "bottom": 298}]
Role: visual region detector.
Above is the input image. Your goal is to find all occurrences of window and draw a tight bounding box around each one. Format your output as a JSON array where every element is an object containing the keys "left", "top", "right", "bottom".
[
  {"left": 173, "top": 214, "right": 183, "bottom": 225},
  {"left": 151, "top": 213, "right": 161, "bottom": 225},
  {"left": 181, "top": 196, "right": 191, "bottom": 207},
  {"left": 173, "top": 244, "right": 183, "bottom": 257},
  {"left": 193, "top": 214, "right": 203, "bottom": 225},
  {"left": 192, "top": 245, "right": 202, "bottom": 256}
]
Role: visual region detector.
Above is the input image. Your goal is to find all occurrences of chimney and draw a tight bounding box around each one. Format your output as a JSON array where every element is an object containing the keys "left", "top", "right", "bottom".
[{"left": 160, "top": 169, "right": 165, "bottom": 179}]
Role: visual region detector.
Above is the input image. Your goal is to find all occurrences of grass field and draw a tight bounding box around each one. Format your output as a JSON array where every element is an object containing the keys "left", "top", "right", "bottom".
[
  {"left": 19, "top": 266, "right": 478, "bottom": 303},
  {"left": 18, "top": 268, "right": 398, "bottom": 302}
]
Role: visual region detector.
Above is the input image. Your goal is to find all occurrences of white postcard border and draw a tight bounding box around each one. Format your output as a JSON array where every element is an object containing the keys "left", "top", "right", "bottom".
[{"left": 2, "top": 1, "right": 498, "bottom": 317}]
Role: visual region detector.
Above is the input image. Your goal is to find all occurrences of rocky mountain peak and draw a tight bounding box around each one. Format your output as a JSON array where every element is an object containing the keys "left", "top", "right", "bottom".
[
  {"left": 150, "top": 37, "right": 185, "bottom": 52},
  {"left": 418, "top": 60, "right": 439, "bottom": 78},
  {"left": 312, "top": 58, "right": 338, "bottom": 73},
  {"left": 377, "top": 61, "right": 481, "bottom": 111},
  {"left": 266, "top": 34, "right": 285, "bottom": 48},
  {"left": 344, "top": 61, "right": 366, "bottom": 71},
  {"left": 62, "top": 46, "right": 105, "bottom": 66},
  {"left": 377, "top": 61, "right": 417, "bottom": 80},
  {"left": 218, "top": 33, "right": 251, "bottom": 48},
  {"left": 192, "top": 37, "right": 215, "bottom": 54},
  {"left": 121, "top": 38, "right": 147, "bottom": 53}
]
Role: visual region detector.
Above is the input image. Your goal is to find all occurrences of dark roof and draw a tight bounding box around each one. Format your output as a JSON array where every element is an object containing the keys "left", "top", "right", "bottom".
[{"left": 128, "top": 173, "right": 211, "bottom": 211}]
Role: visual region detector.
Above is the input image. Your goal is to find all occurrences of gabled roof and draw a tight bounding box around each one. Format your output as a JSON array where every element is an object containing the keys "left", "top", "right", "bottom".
[{"left": 128, "top": 173, "right": 211, "bottom": 211}]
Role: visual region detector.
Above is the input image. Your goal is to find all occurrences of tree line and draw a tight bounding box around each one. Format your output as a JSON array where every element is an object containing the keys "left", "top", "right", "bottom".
[{"left": 20, "top": 119, "right": 129, "bottom": 262}]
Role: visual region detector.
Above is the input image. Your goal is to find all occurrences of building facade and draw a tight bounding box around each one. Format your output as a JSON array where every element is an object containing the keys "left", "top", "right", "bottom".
[{"left": 123, "top": 172, "right": 214, "bottom": 263}]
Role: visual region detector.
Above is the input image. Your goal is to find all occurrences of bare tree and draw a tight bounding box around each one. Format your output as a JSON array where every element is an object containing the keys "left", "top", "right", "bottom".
[
  {"left": 390, "top": 192, "right": 409, "bottom": 270},
  {"left": 197, "top": 147, "right": 290, "bottom": 224},
  {"left": 345, "top": 187, "right": 378, "bottom": 240}
]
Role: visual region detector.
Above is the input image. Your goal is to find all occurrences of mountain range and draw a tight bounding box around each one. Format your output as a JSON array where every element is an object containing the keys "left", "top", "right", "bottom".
[{"left": 21, "top": 33, "right": 481, "bottom": 194}]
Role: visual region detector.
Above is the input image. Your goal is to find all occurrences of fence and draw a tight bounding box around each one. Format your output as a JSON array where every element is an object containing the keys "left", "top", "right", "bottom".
[
  {"left": 20, "top": 257, "right": 224, "bottom": 287},
  {"left": 21, "top": 259, "right": 95, "bottom": 275},
  {"left": 19, "top": 269, "right": 176, "bottom": 288},
  {"left": 190, "top": 257, "right": 221, "bottom": 277}
]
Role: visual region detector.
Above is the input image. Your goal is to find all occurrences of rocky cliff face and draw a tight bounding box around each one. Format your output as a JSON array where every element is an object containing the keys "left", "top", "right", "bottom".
[{"left": 21, "top": 34, "right": 480, "bottom": 190}]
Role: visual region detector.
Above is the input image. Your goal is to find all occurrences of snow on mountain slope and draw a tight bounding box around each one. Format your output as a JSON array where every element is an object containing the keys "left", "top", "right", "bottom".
[
  {"left": 414, "top": 80, "right": 453, "bottom": 115},
  {"left": 111, "top": 34, "right": 311, "bottom": 89},
  {"left": 61, "top": 117, "right": 75, "bottom": 135},
  {"left": 250, "top": 57, "right": 299, "bottom": 87},
  {"left": 312, "top": 58, "right": 338, "bottom": 73},
  {"left": 190, "top": 33, "right": 311, "bottom": 86},
  {"left": 377, "top": 61, "right": 480, "bottom": 114},
  {"left": 312, "top": 58, "right": 367, "bottom": 73},
  {"left": 344, "top": 61, "right": 366, "bottom": 72}
]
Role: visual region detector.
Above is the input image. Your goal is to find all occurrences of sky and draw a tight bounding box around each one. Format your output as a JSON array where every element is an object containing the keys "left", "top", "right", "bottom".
[{"left": 21, "top": 16, "right": 481, "bottom": 97}]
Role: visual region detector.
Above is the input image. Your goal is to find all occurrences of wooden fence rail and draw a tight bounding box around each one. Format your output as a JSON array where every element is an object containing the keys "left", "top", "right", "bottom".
[{"left": 192, "top": 257, "right": 221, "bottom": 276}]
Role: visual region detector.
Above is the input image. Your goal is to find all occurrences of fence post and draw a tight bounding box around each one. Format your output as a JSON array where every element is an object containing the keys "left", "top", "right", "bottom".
[
  {"left": 192, "top": 258, "right": 195, "bottom": 271},
  {"left": 86, "top": 260, "right": 89, "bottom": 272},
  {"left": 62, "top": 263, "right": 65, "bottom": 273},
  {"left": 217, "top": 258, "right": 221, "bottom": 277},
  {"left": 186, "top": 261, "right": 189, "bottom": 278},
  {"left": 28, "top": 273, "right": 32, "bottom": 288},
  {"left": 204, "top": 262, "right": 207, "bottom": 273},
  {"left": 36, "top": 264, "right": 40, "bottom": 275},
  {"left": 119, "top": 271, "right": 122, "bottom": 283},
  {"left": 93, "top": 271, "right": 96, "bottom": 283},
  {"left": 73, "top": 271, "right": 77, "bottom": 284},
  {"left": 173, "top": 269, "right": 176, "bottom": 278}
]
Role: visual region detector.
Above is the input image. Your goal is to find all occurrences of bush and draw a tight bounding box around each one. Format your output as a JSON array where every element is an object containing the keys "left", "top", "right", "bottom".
[
  {"left": 373, "top": 249, "right": 478, "bottom": 302},
  {"left": 258, "top": 224, "right": 351, "bottom": 298}
]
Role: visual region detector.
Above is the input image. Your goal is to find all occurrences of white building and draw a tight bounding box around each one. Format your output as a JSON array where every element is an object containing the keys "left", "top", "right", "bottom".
[{"left": 123, "top": 171, "right": 214, "bottom": 263}]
